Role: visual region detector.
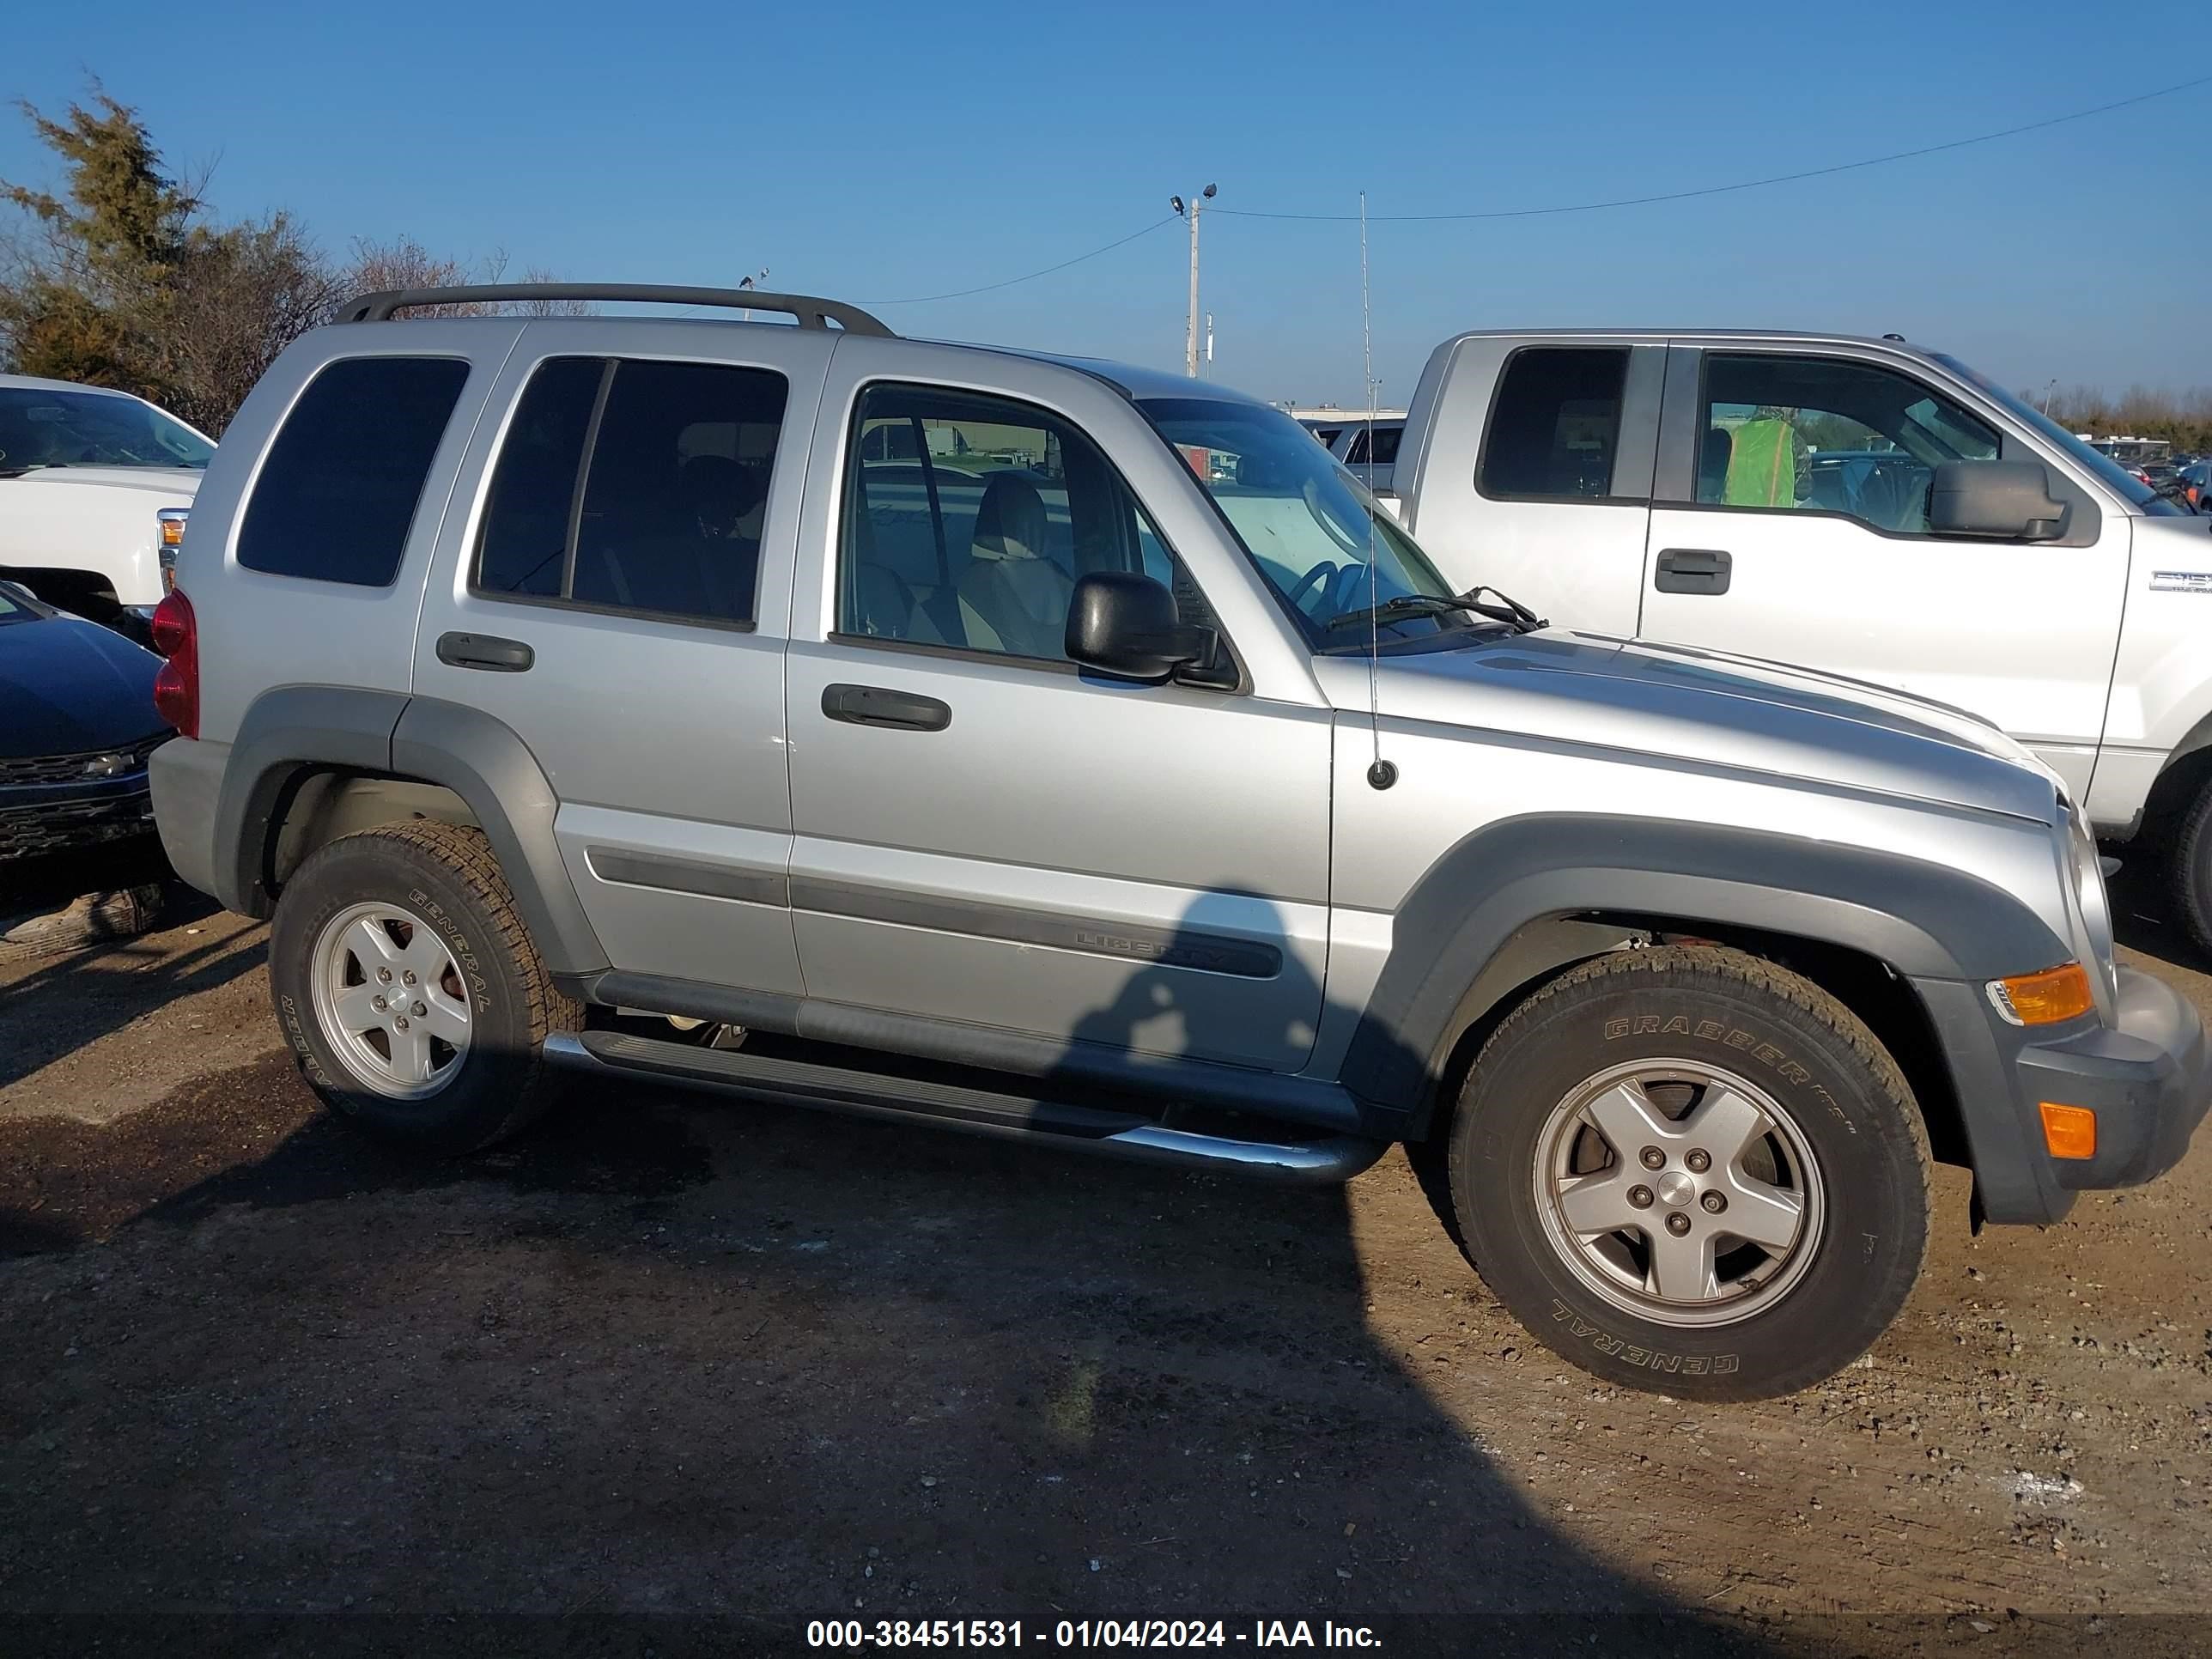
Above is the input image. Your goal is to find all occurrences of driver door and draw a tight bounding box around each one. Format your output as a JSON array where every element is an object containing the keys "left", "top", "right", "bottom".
[
  {"left": 1640, "top": 347, "right": 2127, "bottom": 799},
  {"left": 782, "top": 356, "right": 1333, "bottom": 1074}
]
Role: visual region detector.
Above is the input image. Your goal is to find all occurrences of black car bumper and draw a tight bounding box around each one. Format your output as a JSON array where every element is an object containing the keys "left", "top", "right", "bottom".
[
  {"left": 1916, "top": 965, "right": 2212, "bottom": 1225},
  {"left": 2016, "top": 966, "right": 2211, "bottom": 1192},
  {"left": 0, "top": 749, "right": 161, "bottom": 862}
]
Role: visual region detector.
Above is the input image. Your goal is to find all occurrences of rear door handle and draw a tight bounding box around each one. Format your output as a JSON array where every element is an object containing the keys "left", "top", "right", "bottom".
[
  {"left": 1654, "top": 548, "right": 1732, "bottom": 595},
  {"left": 436, "top": 631, "right": 535, "bottom": 672},
  {"left": 821, "top": 683, "right": 951, "bottom": 732}
]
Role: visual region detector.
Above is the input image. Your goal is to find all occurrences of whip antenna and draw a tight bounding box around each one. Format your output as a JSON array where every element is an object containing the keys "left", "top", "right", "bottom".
[{"left": 1361, "top": 191, "right": 1395, "bottom": 790}]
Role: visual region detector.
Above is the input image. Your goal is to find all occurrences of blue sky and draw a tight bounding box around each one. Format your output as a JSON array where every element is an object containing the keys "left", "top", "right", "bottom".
[{"left": 5, "top": 0, "right": 2207, "bottom": 405}]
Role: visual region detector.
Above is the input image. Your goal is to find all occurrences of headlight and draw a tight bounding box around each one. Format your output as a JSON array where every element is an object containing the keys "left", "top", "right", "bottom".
[{"left": 2065, "top": 807, "right": 2117, "bottom": 999}]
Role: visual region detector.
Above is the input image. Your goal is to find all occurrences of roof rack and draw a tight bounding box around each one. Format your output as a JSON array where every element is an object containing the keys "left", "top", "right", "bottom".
[{"left": 336, "top": 283, "right": 895, "bottom": 336}]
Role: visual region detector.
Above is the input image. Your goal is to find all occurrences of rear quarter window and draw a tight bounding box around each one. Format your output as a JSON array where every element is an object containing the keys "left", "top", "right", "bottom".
[{"left": 236, "top": 356, "right": 471, "bottom": 586}]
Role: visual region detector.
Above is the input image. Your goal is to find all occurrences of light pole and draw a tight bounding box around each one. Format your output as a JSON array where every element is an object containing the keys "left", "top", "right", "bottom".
[
  {"left": 1170, "top": 185, "right": 1215, "bottom": 378},
  {"left": 738, "top": 269, "right": 769, "bottom": 322}
]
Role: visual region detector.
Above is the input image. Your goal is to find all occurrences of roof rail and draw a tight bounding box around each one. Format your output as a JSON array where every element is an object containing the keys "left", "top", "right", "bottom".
[{"left": 335, "top": 283, "right": 895, "bottom": 336}]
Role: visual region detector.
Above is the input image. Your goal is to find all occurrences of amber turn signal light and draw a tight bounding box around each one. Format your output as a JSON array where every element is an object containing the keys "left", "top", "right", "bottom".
[
  {"left": 1986, "top": 962, "right": 2095, "bottom": 1026},
  {"left": 2038, "top": 1102, "right": 2097, "bottom": 1159}
]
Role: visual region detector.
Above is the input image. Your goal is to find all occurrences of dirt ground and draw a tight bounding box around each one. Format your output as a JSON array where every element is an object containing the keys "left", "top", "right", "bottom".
[{"left": 2, "top": 857, "right": 2209, "bottom": 1657}]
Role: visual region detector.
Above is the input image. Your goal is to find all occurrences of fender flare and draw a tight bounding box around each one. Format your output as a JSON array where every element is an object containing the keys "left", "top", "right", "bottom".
[
  {"left": 1338, "top": 813, "right": 2070, "bottom": 1117},
  {"left": 212, "top": 689, "right": 608, "bottom": 977}
]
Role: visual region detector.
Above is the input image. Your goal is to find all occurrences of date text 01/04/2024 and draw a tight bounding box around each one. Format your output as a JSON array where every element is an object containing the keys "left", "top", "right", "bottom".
[{"left": 805, "top": 1620, "right": 1383, "bottom": 1649}]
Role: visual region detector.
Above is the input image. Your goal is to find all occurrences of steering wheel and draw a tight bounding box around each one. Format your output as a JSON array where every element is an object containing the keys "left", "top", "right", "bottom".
[{"left": 1285, "top": 558, "right": 1340, "bottom": 612}]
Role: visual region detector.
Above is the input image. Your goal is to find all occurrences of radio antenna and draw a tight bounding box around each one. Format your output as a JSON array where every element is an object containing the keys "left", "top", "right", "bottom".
[{"left": 1361, "top": 191, "right": 1395, "bottom": 791}]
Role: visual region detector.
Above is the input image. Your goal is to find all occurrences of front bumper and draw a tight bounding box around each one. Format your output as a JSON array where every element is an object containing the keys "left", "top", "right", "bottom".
[
  {"left": 2016, "top": 966, "right": 2211, "bottom": 1191},
  {"left": 1917, "top": 965, "right": 2212, "bottom": 1225}
]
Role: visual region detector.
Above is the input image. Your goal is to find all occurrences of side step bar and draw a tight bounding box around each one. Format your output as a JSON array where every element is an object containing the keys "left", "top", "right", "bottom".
[{"left": 543, "top": 1031, "right": 1387, "bottom": 1184}]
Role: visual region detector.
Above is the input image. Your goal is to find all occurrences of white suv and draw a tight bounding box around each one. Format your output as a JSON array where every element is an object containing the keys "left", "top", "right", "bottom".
[{"left": 0, "top": 374, "right": 210, "bottom": 633}]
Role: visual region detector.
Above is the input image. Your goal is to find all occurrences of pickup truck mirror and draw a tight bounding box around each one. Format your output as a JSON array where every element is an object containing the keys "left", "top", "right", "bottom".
[
  {"left": 1066, "top": 571, "right": 1215, "bottom": 684},
  {"left": 1929, "top": 460, "right": 2066, "bottom": 541}
]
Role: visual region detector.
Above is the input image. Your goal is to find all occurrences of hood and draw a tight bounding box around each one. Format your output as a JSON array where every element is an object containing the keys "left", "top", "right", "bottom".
[
  {"left": 3, "top": 465, "right": 204, "bottom": 499},
  {"left": 1340, "top": 629, "right": 2059, "bottom": 823},
  {"left": 0, "top": 612, "right": 167, "bottom": 758}
]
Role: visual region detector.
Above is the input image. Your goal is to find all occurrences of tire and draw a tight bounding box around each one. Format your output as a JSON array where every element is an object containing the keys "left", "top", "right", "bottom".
[
  {"left": 1447, "top": 945, "right": 1930, "bottom": 1401},
  {"left": 2168, "top": 774, "right": 2212, "bottom": 957},
  {"left": 268, "top": 820, "right": 580, "bottom": 1154}
]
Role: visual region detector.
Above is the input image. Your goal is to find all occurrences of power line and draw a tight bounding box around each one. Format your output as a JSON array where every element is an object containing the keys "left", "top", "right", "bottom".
[
  {"left": 861, "top": 216, "right": 1178, "bottom": 305},
  {"left": 1213, "top": 74, "right": 2212, "bottom": 223}
]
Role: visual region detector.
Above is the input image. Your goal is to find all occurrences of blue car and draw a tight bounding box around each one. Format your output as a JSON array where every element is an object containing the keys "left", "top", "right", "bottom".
[{"left": 0, "top": 580, "right": 169, "bottom": 866}]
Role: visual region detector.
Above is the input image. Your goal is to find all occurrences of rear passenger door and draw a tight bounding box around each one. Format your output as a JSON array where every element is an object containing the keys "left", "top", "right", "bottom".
[
  {"left": 413, "top": 319, "right": 831, "bottom": 994},
  {"left": 1402, "top": 340, "right": 1662, "bottom": 635}
]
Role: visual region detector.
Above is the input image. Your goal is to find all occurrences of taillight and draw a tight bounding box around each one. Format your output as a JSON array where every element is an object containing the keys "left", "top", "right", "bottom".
[{"left": 150, "top": 588, "right": 198, "bottom": 739}]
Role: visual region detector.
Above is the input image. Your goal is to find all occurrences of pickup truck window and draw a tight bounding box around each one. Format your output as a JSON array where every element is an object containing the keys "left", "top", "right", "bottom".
[
  {"left": 1931, "top": 352, "right": 2191, "bottom": 518},
  {"left": 0, "top": 386, "right": 212, "bottom": 474},
  {"left": 838, "top": 383, "right": 1178, "bottom": 664},
  {"left": 237, "top": 356, "right": 470, "bottom": 588},
  {"left": 473, "top": 356, "right": 787, "bottom": 627},
  {"left": 1138, "top": 396, "right": 1463, "bottom": 644},
  {"left": 1478, "top": 347, "right": 1630, "bottom": 501},
  {"left": 1694, "top": 353, "right": 1999, "bottom": 535}
]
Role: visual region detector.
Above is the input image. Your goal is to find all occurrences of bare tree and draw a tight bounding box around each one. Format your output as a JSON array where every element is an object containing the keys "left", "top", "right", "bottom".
[{"left": 337, "top": 239, "right": 593, "bottom": 317}]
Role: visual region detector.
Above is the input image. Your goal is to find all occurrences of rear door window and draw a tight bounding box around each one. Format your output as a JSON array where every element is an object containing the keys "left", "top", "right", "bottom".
[
  {"left": 472, "top": 356, "right": 789, "bottom": 626},
  {"left": 237, "top": 357, "right": 470, "bottom": 586},
  {"left": 1477, "top": 347, "right": 1631, "bottom": 501}
]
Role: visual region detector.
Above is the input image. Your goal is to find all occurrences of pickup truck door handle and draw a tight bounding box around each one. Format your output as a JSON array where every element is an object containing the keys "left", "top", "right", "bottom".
[
  {"left": 821, "top": 683, "right": 952, "bottom": 732},
  {"left": 1654, "top": 548, "right": 1733, "bottom": 596},
  {"left": 436, "top": 631, "right": 535, "bottom": 672}
]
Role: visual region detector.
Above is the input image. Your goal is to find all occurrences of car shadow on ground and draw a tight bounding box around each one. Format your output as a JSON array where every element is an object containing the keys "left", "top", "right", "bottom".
[
  {"left": 0, "top": 892, "right": 1790, "bottom": 1654},
  {"left": 0, "top": 1066, "right": 1784, "bottom": 1655},
  {"left": 0, "top": 884, "right": 264, "bottom": 1091}
]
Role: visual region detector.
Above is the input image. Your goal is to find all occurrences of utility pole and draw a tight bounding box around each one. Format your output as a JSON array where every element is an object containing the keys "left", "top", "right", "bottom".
[
  {"left": 1170, "top": 185, "right": 1216, "bottom": 377},
  {"left": 738, "top": 268, "right": 769, "bottom": 323}
]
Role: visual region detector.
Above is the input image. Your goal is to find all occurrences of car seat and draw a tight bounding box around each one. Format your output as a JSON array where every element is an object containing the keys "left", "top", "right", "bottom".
[{"left": 956, "top": 473, "right": 1073, "bottom": 658}]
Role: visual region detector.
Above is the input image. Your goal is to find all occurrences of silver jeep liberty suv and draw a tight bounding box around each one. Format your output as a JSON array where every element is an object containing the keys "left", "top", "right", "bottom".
[{"left": 147, "top": 284, "right": 2209, "bottom": 1400}]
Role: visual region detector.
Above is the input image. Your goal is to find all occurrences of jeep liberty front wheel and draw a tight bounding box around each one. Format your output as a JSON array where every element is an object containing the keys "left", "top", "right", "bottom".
[
  {"left": 269, "top": 821, "right": 579, "bottom": 1153},
  {"left": 1449, "top": 945, "right": 1930, "bottom": 1401}
]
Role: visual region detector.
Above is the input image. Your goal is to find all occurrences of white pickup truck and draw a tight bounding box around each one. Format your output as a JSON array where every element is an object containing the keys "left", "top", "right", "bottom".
[
  {"left": 0, "top": 374, "right": 210, "bottom": 633},
  {"left": 1386, "top": 329, "right": 2212, "bottom": 941}
]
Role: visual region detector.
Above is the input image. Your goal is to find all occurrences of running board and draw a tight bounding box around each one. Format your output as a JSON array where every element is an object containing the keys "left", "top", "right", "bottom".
[{"left": 542, "top": 1031, "right": 1386, "bottom": 1184}]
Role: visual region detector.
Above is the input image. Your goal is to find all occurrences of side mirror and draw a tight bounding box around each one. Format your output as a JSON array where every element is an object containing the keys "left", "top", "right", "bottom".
[
  {"left": 1929, "top": 459, "right": 2066, "bottom": 541},
  {"left": 1066, "top": 571, "right": 1216, "bottom": 684}
]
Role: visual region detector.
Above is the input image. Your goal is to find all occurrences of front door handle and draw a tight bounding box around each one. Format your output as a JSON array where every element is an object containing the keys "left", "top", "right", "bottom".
[
  {"left": 436, "top": 631, "right": 535, "bottom": 672},
  {"left": 822, "top": 683, "right": 951, "bottom": 732},
  {"left": 1654, "top": 548, "right": 1732, "bottom": 596}
]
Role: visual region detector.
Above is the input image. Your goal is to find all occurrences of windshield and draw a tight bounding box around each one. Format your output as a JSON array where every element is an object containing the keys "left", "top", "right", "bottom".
[
  {"left": 1137, "top": 397, "right": 1465, "bottom": 642},
  {"left": 1930, "top": 354, "right": 2187, "bottom": 517},
  {"left": 0, "top": 387, "right": 213, "bottom": 473}
]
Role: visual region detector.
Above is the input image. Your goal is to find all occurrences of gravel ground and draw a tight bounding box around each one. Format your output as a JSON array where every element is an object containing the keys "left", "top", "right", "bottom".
[{"left": 1, "top": 861, "right": 2208, "bottom": 1657}]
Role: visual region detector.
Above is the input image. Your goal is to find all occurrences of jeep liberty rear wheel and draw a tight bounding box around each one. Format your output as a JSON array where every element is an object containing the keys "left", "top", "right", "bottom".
[
  {"left": 1448, "top": 945, "right": 1930, "bottom": 1401},
  {"left": 269, "top": 821, "right": 579, "bottom": 1153}
]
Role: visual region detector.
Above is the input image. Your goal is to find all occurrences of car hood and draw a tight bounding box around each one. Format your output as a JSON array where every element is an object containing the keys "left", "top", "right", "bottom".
[
  {"left": 3, "top": 465, "right": 204, "bottom": 499},
  {"left": 1341, "top": 629, "right": 2060, "bottom": 823},
  {"left": 0, "top": 613, "right": 166, "bottom": 759}
]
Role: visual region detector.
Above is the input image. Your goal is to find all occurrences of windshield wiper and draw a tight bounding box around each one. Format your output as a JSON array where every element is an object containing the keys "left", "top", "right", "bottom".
[
  {"left": 1324, "top": 583, "right": 1548, "bottom": 635},
  {"left": 0, "top": 462, "right": 65, "bottom": 478}
]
